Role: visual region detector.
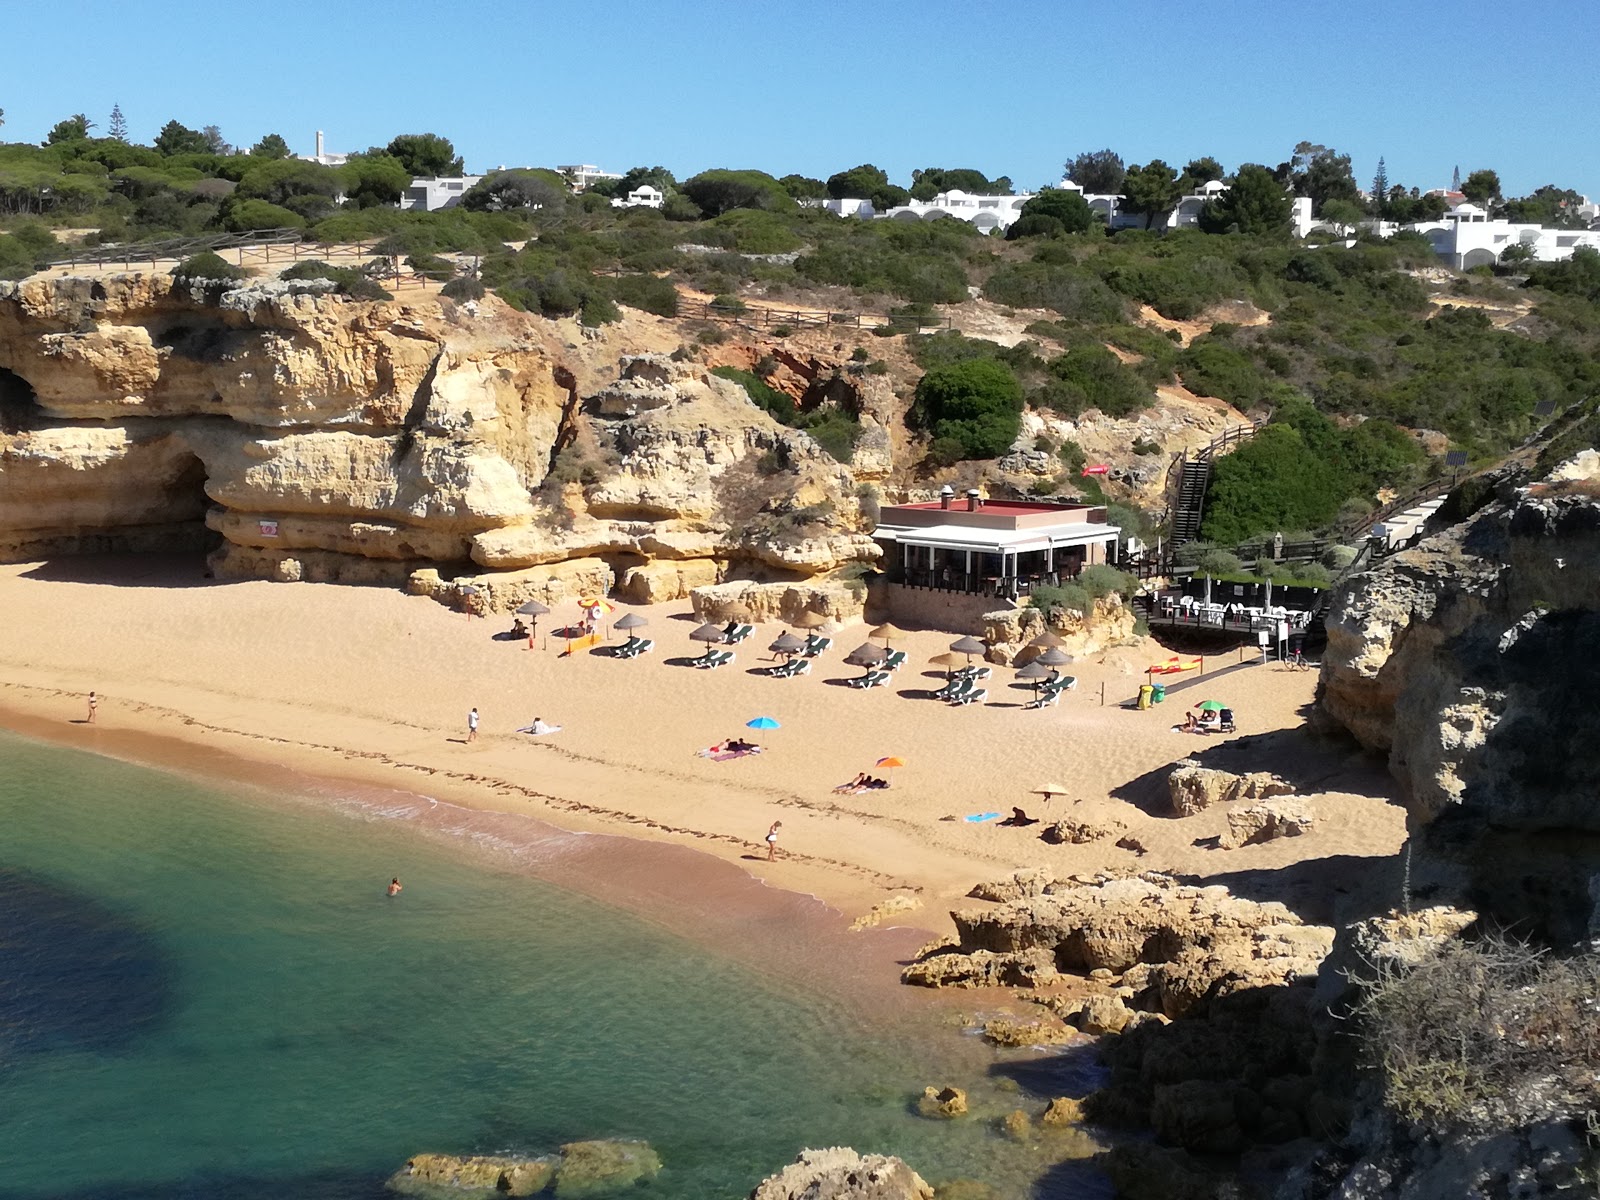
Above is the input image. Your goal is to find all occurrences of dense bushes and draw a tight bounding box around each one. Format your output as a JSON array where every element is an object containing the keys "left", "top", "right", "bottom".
[
  {"left": 982, "top": 261, "right": 1126, "bottom": 322},
  {"left": 170, "top": 251, "right": 246, "bottom": 283},
  {"left": 1040, "top": 344, "right": 1153, "bottom": 417},
  {"left": 711, "top": 366, "right": 862, "bottom": 463},
  {"left": 909, "top": 359, "right": 1024, "bottom": 460},
  {"left": 1201, "top": 400, "right": 1424, "bottom": 542},
  {"left": 280, "top": 259, "right": 391, "bottom": 300}
]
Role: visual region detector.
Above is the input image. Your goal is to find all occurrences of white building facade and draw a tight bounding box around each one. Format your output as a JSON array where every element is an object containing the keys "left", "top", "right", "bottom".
[
  {"left": 611, "top": 184, "right": 665, "bottom": 210},
  {"left": 815, "top": 179, "right": 1315, "bottom": 238},
  {"left": 557, "top": 164, "right": 622, "bottom": 192},
  {"left": 398, "top": 176, "right": 484, "bottom": 212}
]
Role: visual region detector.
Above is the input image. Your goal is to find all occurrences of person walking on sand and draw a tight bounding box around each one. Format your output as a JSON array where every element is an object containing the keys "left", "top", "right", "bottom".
[
  {"left": 86, "top": 691, "right": 98, "bottom": 724},
  {"left": 387, "top": 878, "right": 403, "bottom": 896},
  {"left": 765, "top": 820, "right": 782, "bottom": 861},
  {"left": 467, "top": 707, "right": 479, "bottom": 743}
]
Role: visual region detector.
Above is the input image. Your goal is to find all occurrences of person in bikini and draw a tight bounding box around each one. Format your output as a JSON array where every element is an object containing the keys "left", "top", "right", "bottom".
[{"left": 765, "top": 821, "right": 782, "bottom": 861}]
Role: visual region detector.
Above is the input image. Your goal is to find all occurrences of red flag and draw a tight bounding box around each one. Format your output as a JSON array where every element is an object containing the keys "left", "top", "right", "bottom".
[{"left": 1081, "top": 464, "right": 1109, "bottom": 476}]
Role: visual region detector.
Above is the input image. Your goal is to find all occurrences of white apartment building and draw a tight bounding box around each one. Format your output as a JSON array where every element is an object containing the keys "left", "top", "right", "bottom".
[{"left": 557, "top": 164, "right": 623, "bottom": 192}]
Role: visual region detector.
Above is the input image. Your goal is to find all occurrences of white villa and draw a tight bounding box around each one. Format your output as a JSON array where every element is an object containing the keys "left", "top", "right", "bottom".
[
  {"left": 299, "top": 130, "right": 348, "bottom": 168},
  {"left": 398, "top": 176, "right": 485, "bottom": 212},
  {"left": 611, "top": 184, "right": 666, "bottom": 210},
  {"left": 817, "top": 179, "right": 1316, "bottom": 238},
  {"left": 558, "top": 164, "right": 623, "bottom": 192},
  {"left": 1364, "top": 204, "right": 1600, "bottom": 269}
]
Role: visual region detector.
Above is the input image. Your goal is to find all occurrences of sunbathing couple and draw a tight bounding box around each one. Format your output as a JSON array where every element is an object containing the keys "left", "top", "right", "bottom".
[
  {"left": 1177, "top": 709, "right": 1230, "bottom": 734},
  {"left": 721, "top": 736, "right": 761, "bottom": 753},
  {"left": 834, "top": 773, "right": 890, "bottom": 793}
]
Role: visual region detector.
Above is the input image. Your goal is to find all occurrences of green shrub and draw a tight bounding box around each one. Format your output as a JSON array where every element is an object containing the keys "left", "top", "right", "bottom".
[
  {"left": 1046, "top": 344, "right": 1153, "bottom": 417},
  {"left": 1179, "top": 336, "right": 1277, "bottom": 408},
  {"left": 170, "top": 251, "right": 246, "bottom": 283},
  {"left": 982, "top": 261, "right": 1127, "bottom": 322},
  {"left": 710, "top": 293, "right": 747, "bottom": 313},
  {"left": 610, "top": 273, "right": 678, "bottom": 316},
  {"left": 1058, "top": 439, "right": 1087, "bottom": 473},
  {"left": 909, "top": 359, "right": 1024, "bottom": 461},
  {"left": 440, "top": 276, "right": 486, "bottom": 302},
  {"left": 1030, "top": 583, "right": 1091, "bottom": 616},
  {"left": 280, "top": 259, "right": 392, "bottom": 301},
  {"left": 1077, "top": 564, "right": 1136, "bottom": 600},
  {"left": 1321, "top": 544, "right": 1359, "bottom": 570},
  {"left": 1192, "top": 548, "right": 1243, "bottom": 577}
]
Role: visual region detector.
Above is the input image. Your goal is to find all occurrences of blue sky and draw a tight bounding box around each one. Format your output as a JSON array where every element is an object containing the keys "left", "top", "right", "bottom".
[{"left": 3, "top": 0, "right": 1596, "bottom": 198}]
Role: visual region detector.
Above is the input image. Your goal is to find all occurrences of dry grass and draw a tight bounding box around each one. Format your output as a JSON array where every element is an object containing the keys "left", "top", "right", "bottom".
[{"left": 1351, "top": 934, "right": 1600, "bottom": 1133}]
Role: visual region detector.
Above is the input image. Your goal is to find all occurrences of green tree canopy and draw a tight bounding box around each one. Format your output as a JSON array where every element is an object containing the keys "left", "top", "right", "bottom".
[
  {"left": 909, "top": 167, "right": 1012, "bottom": 200},
  {"left": 680, "top": 169, "right": 796, "bottom": 216},
  {"left": 1121, "top": 159, "right": 1182, "bottom": 228},
  {"left": 590, "top": 165, "right": 676, "bottom": 199},
  {"left": 154, "top": 120, "right": 211, "bottom": 156},
  {"left": 1199, "top": 164, "right": 1293, "bottom": 235},
  {"left": 46, "top": 114, "right": 93, "bottom": 144},
  {"left": 1279, "top": 142, "right": 1359, "bottom": 213},
  {"left": 1181, "top": 156, "right": 1224, "bottom": 187},
  {"left": 341, "top": 153, "right": 411, "bottom": 208},
  {"left": 1501, "top": 184, "right": 1588, "bottom": 228},
  {"left": 460, "top": 168, "right": 568, "bottom": 212},
  {"left": 1460, "top": 169, "right": 1501, "bottom": 204},
  {"left": 1067, "top": 149, "right": 1125, "bottom": 194},
  {"left": 909, "top": 359, "right": 1024, "bottom": 460},
  {"left": 250, "top": 133, "right": 292, "bottom": 159},
  {"left": 235, "top": 158, "right": 342, "bottom": 207},
  {"left": 383, "top": 133, "right": 462, "bottom": 177},
  {"left": 778, "top": 173, "right": 828, "bottom": 200},
  {"left": 1005, "top": 187, "right": 1095, "bottom": 239},
  {"left": 826, "top": 163, "right": 908, "bottom": 209}
]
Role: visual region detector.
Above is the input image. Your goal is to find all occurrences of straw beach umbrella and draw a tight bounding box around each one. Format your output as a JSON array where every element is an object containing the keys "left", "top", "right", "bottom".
[
  {"left": 869, "top": 622, "right": 908, "bottom": 643},
  {"left": 690, "top": 621, "right": 725, "bottom": 644},
  {"left": 1029, "top": 630, "right": 1068, "bottom": 648},
  {"left": 769, "top": 632, "right": 805, "bottom": 658},
  {"left": 928, "top": 650, "right": 962, "bottom": 680},
  {"left": 1014, "top": 658, "right": 1052, "bottom": 698},
  {"left": 793, "top": 610, "right": 828, "bottom": 630},
  {"left": 614, "top": 612, "right": 648, "bottom": 632},
  {"left": 1036, "top": 647, "right": 1072, "bottom": 667},
  {"left": 949, "top": 635, "right": 986, "bottom": 664},
  {"left": 844, "top": 643, "right": 887, "bottom": 668}
]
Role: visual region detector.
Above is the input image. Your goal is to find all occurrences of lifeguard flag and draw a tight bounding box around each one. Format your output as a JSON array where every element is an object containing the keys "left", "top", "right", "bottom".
[{"left": 1081, "top": 464, "right": 1110, "bottom": 476}]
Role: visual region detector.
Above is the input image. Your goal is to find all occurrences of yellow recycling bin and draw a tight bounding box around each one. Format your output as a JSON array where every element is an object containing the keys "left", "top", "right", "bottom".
[{"left": 1138, "top": 684, "right": 1154, "bottom": 710}]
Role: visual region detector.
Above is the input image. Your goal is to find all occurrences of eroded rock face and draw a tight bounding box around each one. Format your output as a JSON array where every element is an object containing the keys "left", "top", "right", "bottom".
[
  {"left": 0, "top": 278, "right": 877, "bottom": 600},
  {"left": 1167, "top": 761, "right": 1294, "bottom": 817},
  {"left": 982, "top": 596, "right": 1138, "bottom": 665},
  {"left": 1219, "top": 799, "right": 1315, "bottom": 849},
  {"left": 749, "top": 1148, "right": 933, "bottom": 1200},
  {"left": 904, "top": 873, "right": 1332, "bottom": 1018},
  {"left": 1316, "top": 458, "right": 1600, "bottom": 945}
]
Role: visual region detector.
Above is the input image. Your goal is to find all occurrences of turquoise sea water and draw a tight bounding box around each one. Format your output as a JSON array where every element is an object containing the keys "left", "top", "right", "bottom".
[{"left": 0, "top": 733, "right": 1107, "bottom": 1199}]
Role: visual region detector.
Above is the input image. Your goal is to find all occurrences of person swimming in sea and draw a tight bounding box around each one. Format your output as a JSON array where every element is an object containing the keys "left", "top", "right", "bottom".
[{"left": 387, "top": 878, "right": 403, "bottom": 896}]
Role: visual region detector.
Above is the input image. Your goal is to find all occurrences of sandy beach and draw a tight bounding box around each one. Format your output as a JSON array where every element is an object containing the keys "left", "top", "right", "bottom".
[{"left": 0, "top": 555, "right": 1408, "bottom": 930}]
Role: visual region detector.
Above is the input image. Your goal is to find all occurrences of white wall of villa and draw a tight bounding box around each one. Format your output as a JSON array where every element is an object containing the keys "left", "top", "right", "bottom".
[
  {"left": 611, "top": 184, "right": 665, "bottom": 210},
  {"left": 398, "top": 176, "right": 484, "bottom": 212},
  {"left": 814, "top": 179, "right": 1315, "bottom": 237},
  {"left": 558, "top": 164, "right": 623, "bottom": 192}
]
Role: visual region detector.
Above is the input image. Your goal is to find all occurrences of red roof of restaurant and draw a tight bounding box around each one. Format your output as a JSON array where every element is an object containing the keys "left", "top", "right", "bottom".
[{"left": 885, "top": 499, "right": 1089, "bottom": 516}]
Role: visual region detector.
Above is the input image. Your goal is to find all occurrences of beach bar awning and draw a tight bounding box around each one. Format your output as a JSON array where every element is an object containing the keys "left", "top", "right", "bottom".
[{"left": 877, "top": 522, "right": 1121, "bottom": 553}]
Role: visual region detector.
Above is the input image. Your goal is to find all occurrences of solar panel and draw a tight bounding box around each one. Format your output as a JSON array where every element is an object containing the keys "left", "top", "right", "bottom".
[{"left": 1445, "top": 450, "right": 1469, "bottom": 467}]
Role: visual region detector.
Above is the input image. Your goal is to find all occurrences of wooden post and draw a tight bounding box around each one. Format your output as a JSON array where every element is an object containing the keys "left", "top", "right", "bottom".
[{"left": 1100, "top": 681, "right": 1105, "bottom": 707}]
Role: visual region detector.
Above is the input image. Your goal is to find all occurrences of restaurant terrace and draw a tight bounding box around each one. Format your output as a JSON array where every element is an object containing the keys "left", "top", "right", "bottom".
[{"left": 874, "top": 488, "right": 1122, "bottom": 599}]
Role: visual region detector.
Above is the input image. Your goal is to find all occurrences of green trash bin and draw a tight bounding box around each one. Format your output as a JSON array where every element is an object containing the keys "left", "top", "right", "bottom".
[
  {"left": 1151, "top": 683, "right": 1167, "bottom": 704},
  {"left": 1138, "top": 684, "right": 1153, "bottom": 710}
]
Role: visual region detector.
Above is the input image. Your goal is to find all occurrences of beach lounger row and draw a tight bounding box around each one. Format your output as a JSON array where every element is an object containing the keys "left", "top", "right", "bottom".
[
  {"left": 846, "top": 669, "right": 890, "bottom": 689},
  {"left": 769, "top": 657, "right": 812, "bottom": 678},
  {"left": 694, "top": 649, "right": 734, "bottom": 669},
  {"left": 614, "top": 636, "right": 654, "bottom": 658},
  {"left": 722, "top": 623, "right": 754, "bottom": 644},
  {"left": 881, "top": 649, "right": 907, "bottom": 671},
  {"left": 800, "top": 634, "right": 832, "bottom": 657}
]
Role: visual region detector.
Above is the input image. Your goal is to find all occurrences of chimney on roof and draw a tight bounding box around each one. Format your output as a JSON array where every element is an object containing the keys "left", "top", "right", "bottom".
[
  {"left": 940, "top": 484, "right": 954, "bottom": 511},
  {"left": 316, "top": 130, "right": 324, "bottom": 159},
  {"left": 966, "top": 488, "right": 981, "bottom": 512}
]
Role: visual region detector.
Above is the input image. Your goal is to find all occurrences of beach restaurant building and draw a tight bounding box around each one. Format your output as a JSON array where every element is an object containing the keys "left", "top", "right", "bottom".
[{"left": 873, "top": 489, "right": 1122, "bottom": 599}]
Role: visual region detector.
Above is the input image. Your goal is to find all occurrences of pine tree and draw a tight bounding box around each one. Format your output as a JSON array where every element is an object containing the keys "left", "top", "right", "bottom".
[
  {"left": 1371, "top": 157, "right": 1389, "bottom": 217},
  {"left": 108, "top": 103, "right": 127, "bottom": 141}
]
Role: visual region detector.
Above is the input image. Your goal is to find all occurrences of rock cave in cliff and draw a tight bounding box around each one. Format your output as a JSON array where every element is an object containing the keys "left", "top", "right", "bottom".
[{"left": 0, "top": 366, "right": 37, "bottom": 430}]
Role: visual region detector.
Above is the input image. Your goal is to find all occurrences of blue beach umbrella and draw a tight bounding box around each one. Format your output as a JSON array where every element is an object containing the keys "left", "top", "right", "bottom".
[{"left": 746, "top": 716, "right": 780, "bottom": 730}]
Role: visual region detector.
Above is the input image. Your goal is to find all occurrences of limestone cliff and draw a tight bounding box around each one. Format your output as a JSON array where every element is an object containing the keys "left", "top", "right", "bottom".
[
  {"left": 1315, "top": 453, "right": 1600, "bottom": 946},
  {"left": 0, "top": 275, "right": 876, "bottom": 602}
]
